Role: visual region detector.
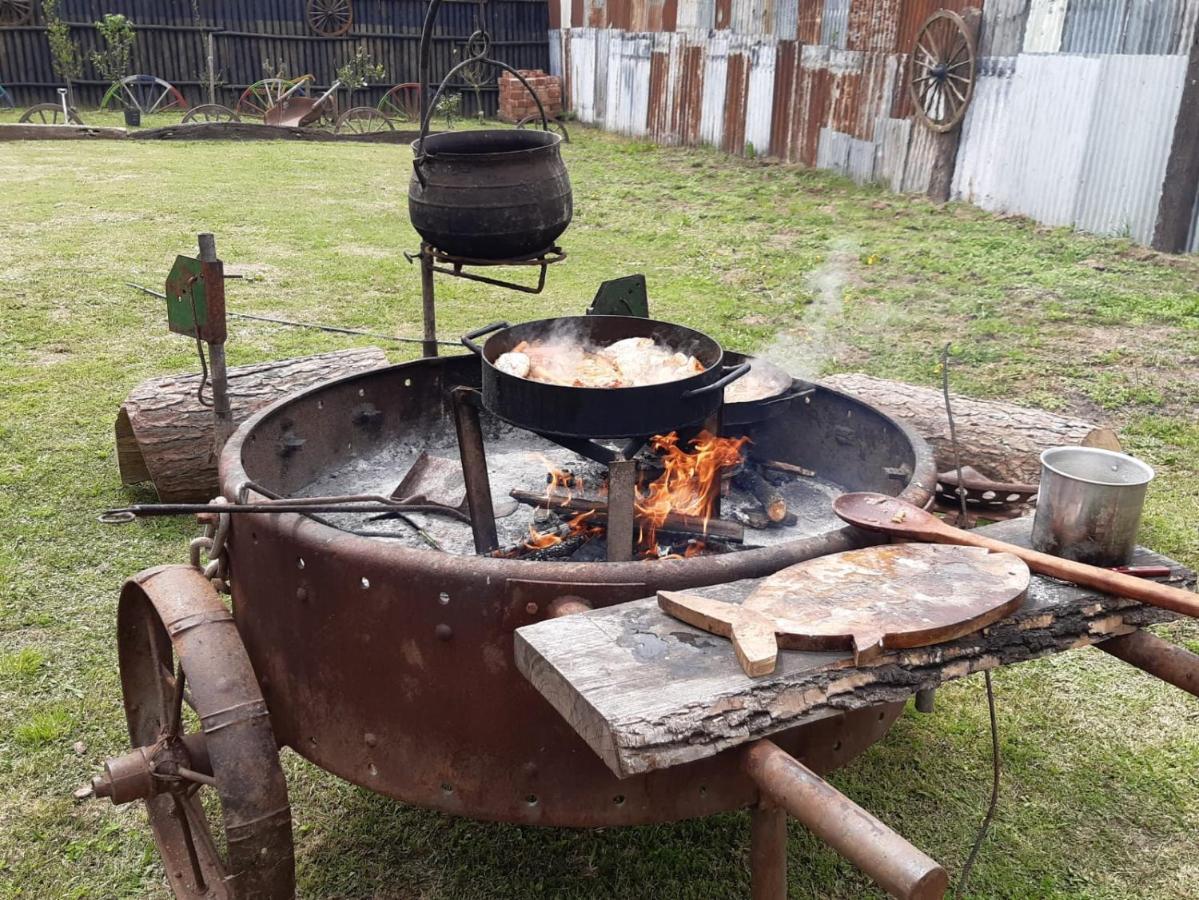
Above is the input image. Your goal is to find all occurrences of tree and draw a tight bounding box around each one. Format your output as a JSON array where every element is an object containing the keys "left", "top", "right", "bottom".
[
  {"left": 42, "top": 0, "right": 82, "bottom": 102},
  {"left": 335, "top": 46, "right": 385, "bottom": 105},
  {"left": 91, "top": 14, "right": 136, "bottom": 86}
]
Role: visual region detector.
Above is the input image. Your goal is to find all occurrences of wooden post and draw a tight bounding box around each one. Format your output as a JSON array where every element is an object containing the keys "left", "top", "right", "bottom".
[
  {"left": 1152, "top": 26, "right": 1199, "bottom": 252},
  {"left": 927, "top": 8, "right": 982, "bottom": 204},
  {"left": 206, "top": 32, "right": 216, "bottom": 107}
]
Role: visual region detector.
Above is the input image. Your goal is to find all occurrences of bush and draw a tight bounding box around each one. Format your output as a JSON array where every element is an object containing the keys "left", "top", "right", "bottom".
[{"left": 91, "top": 14, "right": 137, "bottom": 86}]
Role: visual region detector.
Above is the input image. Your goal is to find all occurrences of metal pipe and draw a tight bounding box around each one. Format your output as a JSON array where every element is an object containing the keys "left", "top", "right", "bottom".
[
  {"left": 749, "top": 801, "right": 788, "bottom": 900},
  {"left": 1098, "top": 630, "right": 1199, "bottom": 698},
  {"left": 743, "top": 740, "right": 948, "bottom": 900},
  {"left": 420, "top": 243, "right": 439, "bottom": 357},
  {"left": 198, "top": 233, "right": 234, "bottom": 455}
]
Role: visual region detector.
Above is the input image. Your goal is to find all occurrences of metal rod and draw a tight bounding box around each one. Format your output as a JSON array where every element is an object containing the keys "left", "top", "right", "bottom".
[
  {"left": 750, "top": 801, "right": 788, "bottom": 900},
  {"left": 125, "top": 284, "right": 459, "bottom": 348},
  {"left": 451, "top": 387, "right": 499, "bottom": 553},
  {"left": 743, "top": 739, "right": 949, "bottom": 900},
  {"left": 606, "top": 459, "right": 637, "bottom": 562},
  {"left": 198, "top": 234, "right": 234, "bottom": 457},
  {"left": 420, "top": 243, "right": 439, "bottom": 357},
  {"left": 1098, "top": 630, "right": 1199, "bottom": 698}
]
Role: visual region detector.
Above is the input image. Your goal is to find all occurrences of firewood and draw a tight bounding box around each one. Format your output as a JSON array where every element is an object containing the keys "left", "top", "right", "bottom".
[
  {"left": 509, "top": 489, "right": 744, "bottom": 542},
  {"left": 733, "top": 469, "right": 787, "bottom": 522}
]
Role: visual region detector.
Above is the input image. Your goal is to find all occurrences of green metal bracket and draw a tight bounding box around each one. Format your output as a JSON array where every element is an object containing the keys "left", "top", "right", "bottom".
[
  {"left": 587, "top": 274, "right": 648, "bottom": 318},
  {"left": 165, "top": 255, "right": 205, "bottom": 339},
  {"left": 165, "top": 254, "right": 226, "bottom": 343}
]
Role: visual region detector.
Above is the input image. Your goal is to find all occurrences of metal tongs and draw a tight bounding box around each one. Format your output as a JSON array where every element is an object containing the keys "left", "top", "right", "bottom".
[{"left": 99, "top": 492, "right": 474, "bottom": 525}]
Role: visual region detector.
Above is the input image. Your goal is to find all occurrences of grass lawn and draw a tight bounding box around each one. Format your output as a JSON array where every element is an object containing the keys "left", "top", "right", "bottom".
[{"left": 1, "top": 117, "right": 1197, "bottom": 899}]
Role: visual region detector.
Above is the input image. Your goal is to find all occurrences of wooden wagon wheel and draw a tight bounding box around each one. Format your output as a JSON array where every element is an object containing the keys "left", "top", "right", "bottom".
[
  {"left": 335, "top": 106, "right": 395, "bottom": 134},
  {"left": 181, "top": 104, "right": 240, "bottom": 124},
  {"left": 516, "top": 114, "right": 570, "bottom": 143},
  {"left": 91, "top": 566, "right": 295, "bottom": 899},
  {"left": 18, "top": 102, "right": 83, "bottom": 125},
  {"left": 102, "top": 75, "right": 189, "bottom": 114},
  {"left": 307, "top": 0, "right": 353, "bottom": 36},
  {"left": 0, "top": 1, "right": 34, "bottom": 26},
  {"left": 236, "top": 76, "right": 310, "bottom": 119},
  {"left": 377, "top": 82, "right": 421, "bottom": 122},
  {"left": 908, "top": 10, "right": 977, "bottom": 134}
]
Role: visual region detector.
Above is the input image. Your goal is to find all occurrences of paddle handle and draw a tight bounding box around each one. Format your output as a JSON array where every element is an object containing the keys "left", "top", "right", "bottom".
[{"left": 929, "top": 528, "right": 1199, "bottom": 619}]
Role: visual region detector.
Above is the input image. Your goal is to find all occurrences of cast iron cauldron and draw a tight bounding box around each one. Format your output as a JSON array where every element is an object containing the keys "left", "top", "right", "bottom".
[{"left": 409, "top": 129, "right": 572, "bottom": 260}]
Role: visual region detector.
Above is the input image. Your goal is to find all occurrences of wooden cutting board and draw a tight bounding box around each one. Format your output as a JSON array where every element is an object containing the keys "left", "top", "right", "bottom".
[{"left": 658, "top": 543, "right": 1030, "bottom": 676}]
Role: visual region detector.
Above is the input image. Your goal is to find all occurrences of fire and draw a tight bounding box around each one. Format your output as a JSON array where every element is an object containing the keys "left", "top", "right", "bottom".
[
  {"left": 636, "top": 430, "right": 749, "bottom": 551},
  {"left": 540, "top": 456, "right": 577, "bottom": 507},
  {"left": 523, "top": 509, "right": 602, "bottom": 551}
]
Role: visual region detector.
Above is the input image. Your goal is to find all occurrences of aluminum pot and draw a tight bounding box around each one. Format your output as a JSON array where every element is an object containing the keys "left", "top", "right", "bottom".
[
  {"left": 1031, "top": 446, "right": 1155, "bottom": 566},
  {"left": 409, "top": 129, "right": 572, "bottom": 260}
]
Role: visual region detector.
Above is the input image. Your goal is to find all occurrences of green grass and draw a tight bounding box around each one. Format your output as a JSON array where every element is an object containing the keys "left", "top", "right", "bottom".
[{"left": 1, "top": 119, "right": 1197, "bottom": 898}]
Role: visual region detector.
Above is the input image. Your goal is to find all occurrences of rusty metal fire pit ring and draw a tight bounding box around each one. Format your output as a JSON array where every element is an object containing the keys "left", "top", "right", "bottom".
[{"left": 114, "top": 565, "right": 294, "bottom": 898}]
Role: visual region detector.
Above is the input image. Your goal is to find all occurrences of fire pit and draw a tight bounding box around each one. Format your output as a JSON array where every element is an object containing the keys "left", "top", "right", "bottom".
[{"left": 90, "top": 345, "right": 935, "bottom": 896}]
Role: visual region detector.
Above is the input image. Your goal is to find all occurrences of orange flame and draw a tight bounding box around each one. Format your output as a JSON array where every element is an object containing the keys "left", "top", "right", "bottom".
[
  {"left": 523, "top": 509, "right": 602, "bottom": 551},
  {"left": 539, "top": 455, "right": 577, "bottom": 507},
  {"left": 635, "top": 430, "right": 749, "bottom": 552}
]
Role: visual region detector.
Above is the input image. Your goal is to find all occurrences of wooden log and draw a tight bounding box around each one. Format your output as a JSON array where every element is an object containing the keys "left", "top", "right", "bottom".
[
  {"left": 0, "top": 124, "right": 128, "bottom": 141},
  {"left": 509, "top": 488, "right": 745, "bottom": 542},
  {"left": 515, "top": 518, "right": 1193, "bottom": 778},
  {"left": 821, "top": 373, "right": 1121, "bottom": 485},
  {"left": 128, "top": 122, "right": 426, "bottom": 143},
  {"left": 116, "top": 347, "right": 388, "bottom": 502}
]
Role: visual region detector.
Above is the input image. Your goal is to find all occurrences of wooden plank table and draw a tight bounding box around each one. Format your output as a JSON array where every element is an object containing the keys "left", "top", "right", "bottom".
[{"left": 515, "top": 518, "right": 1194, "bottom": 779}]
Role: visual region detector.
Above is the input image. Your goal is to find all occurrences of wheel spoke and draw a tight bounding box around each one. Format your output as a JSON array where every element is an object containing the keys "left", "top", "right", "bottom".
[{"left": 172, "top": 794, "right": 208, "bottom": 893}]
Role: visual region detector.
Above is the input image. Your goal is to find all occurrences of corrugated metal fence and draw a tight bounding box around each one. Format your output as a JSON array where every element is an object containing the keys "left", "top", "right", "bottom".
[
  {"left": 551, "top": 0, "right": 1199, "bottom": 249},
  {"left": 0, "top": 0, "right": 549, "bottom": 114}
]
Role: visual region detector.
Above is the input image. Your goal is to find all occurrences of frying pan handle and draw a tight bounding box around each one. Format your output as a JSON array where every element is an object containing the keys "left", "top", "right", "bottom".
[
  {"left": 461, "top": 321, "right": 509, "bottom": 356},
  {"left": 683, "top": 362, "right": 751, "bottom": 398}
]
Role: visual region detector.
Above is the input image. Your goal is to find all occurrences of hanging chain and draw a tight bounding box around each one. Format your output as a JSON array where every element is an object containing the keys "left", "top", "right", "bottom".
[{"left": 188, "top": 497, "right": 230, "bottom": 592}]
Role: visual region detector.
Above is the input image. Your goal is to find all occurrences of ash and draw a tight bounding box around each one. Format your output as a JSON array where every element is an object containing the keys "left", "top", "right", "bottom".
[{"left": 298, "top": 417, "right": 846, "bottom": 558}]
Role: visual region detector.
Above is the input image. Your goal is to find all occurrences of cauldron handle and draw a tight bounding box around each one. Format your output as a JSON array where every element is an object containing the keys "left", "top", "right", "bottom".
[
  {"left": 461, "top": 321, "right": 509, "bottom": 356},
  {"left": 682, "top": 362, "right": 751, "bottom": 398}
]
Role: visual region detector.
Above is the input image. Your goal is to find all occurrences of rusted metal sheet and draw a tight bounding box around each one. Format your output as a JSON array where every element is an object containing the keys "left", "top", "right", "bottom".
[
  {"left": 723, "top": 48, "right": 751, "bottom": 153},
  {"left": 894, "top": 0, "right": 973, "bottom": 55},
  {"left": 874, "top": 114, "right": 912, "bottom": 191},
  {"left": 611, "top": 32, "right": 653, "bottom": 135},
  {"left": 745, "top": 39, "right": 778, "bottom": 156},
  {"left": 728, "top": 0, "right": 774, "bottom": 34},
  {"left": 648, "top": 33, "right": 674, "bottom": 140},
  {"left": 847, "top": 0, "right": 902, "bottom": 52},
  {"left": 677, "top": 0, "right": 717, "bottom": 31},
  {"left": 793, "top": 0, "right": 822, "bottom": 41},
  {"left": 820, "top": 0, "right": 851, "bottom": 48},
  {"left": 1061, "top": 0, "right": 1199, "bottom": 55},
  {"left": 701, "top": 31, "right": 731, "bottom": 146},
  {"left": 954, "top": 52, "right": 1187, "bottom": 245},
  {"left": 979, "top": 0, "right": 1030, "bottom": 58},
  {"left": 715, "top": 0, "right": 734, "bottom": 29},
  {"left": 1072, "top": 53, "right": 1188, "bottom": 242},
  {"left": 769, "top": 39, "right": 800, "bottom": 158},
  {"left": 1023, "top": 0, "right": 1068, "bottom": 52}
]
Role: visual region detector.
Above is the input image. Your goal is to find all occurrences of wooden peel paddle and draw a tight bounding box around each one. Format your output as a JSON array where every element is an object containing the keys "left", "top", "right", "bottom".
[
  {"left": 833, "top": 492, "right": 1199, "bottom": 619},
  {"left": 658, "top": 543, "right": 1029, "bottom": 676}
]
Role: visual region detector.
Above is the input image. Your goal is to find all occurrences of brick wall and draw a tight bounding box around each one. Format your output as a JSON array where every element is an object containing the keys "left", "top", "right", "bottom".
[{"left": 498, "top": 69, "right": 564, "bottom": 123}]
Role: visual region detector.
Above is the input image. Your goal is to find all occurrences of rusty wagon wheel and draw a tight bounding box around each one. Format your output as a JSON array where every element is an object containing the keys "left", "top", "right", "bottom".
[
  {"left": 908, "top": 10, "right": 977, "bottom": 134},
  {"left": 516, "top": 114, "right": 570, "bottom": 143},
  {"left": 94, "top": 566, "right": 294, "bottom": 898},
  {"left": 376, "top": 82, "right": 421, "bottom": 123},
  {"left": 335, "top": 106, "right": 394, "bottom": 134},
  {"left": 181, "top": 104, "right": 240, "bottom": 124},
  {"left": 0, "top": 1, "right": 33, "bottom": 26},
  {"left": 18, "top": 102, "right": 83, "bottom": 125},
  {"left": 307, "top": 0, "right": 353, "bottom": 36}
]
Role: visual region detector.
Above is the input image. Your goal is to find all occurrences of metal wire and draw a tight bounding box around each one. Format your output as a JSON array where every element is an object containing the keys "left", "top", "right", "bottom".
[{"left": 942, "top": 341, "right": 1001, "bottom": 897}]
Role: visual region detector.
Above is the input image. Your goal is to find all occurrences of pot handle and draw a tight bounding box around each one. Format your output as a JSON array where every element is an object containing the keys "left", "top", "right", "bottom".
[
  {"left": 682, "top": 362, "right": 751, "bottom": 398},
  {"left": 461, "top": 321, "right": 510, "bottom": 357}
]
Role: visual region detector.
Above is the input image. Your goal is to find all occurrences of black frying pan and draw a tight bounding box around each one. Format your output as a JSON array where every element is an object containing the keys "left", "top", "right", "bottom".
[{"left": 461, "top": 316, "right": 749, "bottom": 439}]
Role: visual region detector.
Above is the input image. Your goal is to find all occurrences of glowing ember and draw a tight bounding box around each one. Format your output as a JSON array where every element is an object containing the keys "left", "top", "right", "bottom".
[
  {"left": 523, "top": 509, "right": 602, "bottom": 551},
  {"left": 636, "top": 430, "right": 749, "bottom": 553}
]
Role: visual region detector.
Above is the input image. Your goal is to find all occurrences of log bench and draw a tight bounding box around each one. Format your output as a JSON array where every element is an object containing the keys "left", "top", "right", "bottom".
[{"left": 515, "top": 518, "right": 1197, "bottom": 898}]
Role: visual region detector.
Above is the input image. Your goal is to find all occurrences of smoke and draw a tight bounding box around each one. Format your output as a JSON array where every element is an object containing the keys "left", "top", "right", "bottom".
[{"left": 759, "top": 236, "right": 860, "bottom": 380}]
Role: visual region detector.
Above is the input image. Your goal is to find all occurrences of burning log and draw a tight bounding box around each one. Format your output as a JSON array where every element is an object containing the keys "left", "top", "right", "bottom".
[
  {"left": 491, "top": 533, "right": 593, "bottom": 561},
  {"left": 510, "top": 489, "right": 744, "bottom": 543},
  {"left": 733, "top": 469, "right": 787, "bottom": 523},
  {"left": 734, "top": 508, "right": 800, "bottom": 530},
  {"left": 758, "top": 459, "right": 816, "bottom": 478}
]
